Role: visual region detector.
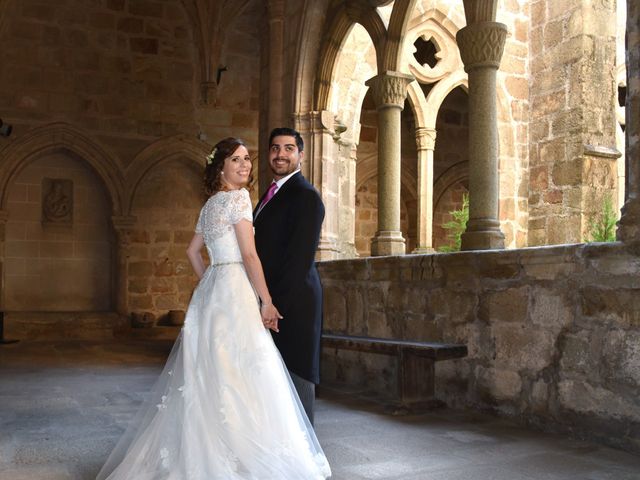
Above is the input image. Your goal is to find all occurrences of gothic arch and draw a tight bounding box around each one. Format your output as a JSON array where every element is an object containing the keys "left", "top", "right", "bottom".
[
  {"left": 125, "top": 135, "right": 210, "bottom": 214},
  {"left": 406, "top": 72, "right": 469, "bottom": 131},
  {"left": 433, "top": 161, "right": 468, "bottom": 211},
  {"left": 356, "top": 154, "right": 417, "bottom": 200},
  {"left": 292, "top": 0, "right": 330, "bottom": 115},
  {"left": 382, "top": 0, "right": 418, "bottom": 71},
  {"left": 315, "top": 6, "right": 374, "bottom": 111},
  {"left": 0, "top": 122, "right": 124, "bottom": 215},
  {"left": 180, "top": 0, "right": 253, "bottom": 102}
]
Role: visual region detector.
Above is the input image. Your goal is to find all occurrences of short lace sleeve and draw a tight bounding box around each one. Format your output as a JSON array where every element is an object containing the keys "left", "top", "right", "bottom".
[
  {"left": 227, "top": 189, "right": 253, "bottom": 225},
  {"left": 195, "top": 206, "right": 205, "bottom": 234}
]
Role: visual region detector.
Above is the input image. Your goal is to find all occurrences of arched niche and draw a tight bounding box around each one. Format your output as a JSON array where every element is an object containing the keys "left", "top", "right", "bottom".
[{"left": 3, "top": 147, "right": 116, "bottom": 311}]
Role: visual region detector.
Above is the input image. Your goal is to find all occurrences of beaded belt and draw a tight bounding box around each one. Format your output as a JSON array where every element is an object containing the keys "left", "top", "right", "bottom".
[{"left": 211, "top": 261, "right": 243, "bottom": 267}]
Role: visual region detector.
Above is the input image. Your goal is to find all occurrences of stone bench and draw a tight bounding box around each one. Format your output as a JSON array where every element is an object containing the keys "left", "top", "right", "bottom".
[{"left": 322, "top": 333, "right": 468, "bottom": 412}]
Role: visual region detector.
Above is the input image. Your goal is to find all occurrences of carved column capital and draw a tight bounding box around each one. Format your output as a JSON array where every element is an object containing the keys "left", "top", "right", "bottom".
[
  {"left": 456, "top": 22, "right": 507, "bottom": 71},
  {"left": 416, "top": 127, "right": 437, "bottom": 151},
  {"left": 365, "top": 71, "right": 414, "bottom": 109},
  {"left": 111, "top": 215, "right": 137, "bottom": 246},
  {"left": 268, "top": 0, "right": 285, "bottom": 21}
]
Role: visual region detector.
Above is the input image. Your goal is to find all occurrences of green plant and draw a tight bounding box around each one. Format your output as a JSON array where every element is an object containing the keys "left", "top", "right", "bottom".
[
  {"left": 438, "top": 192, "right": 469, "bottom": 252},
  {"left": 587, "top": 194, "right": 617, "bottom": 243}
]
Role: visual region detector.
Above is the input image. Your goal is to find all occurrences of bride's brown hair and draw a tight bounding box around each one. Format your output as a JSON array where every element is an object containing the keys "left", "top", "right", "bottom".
[{"left": 203, "top": 137, "right": 253, "bottom": 196}]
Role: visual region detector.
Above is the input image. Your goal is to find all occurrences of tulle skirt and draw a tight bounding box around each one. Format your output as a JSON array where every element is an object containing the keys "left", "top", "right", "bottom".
[{"left": 96, "top": 263, "right": 331, "bottom": 480}]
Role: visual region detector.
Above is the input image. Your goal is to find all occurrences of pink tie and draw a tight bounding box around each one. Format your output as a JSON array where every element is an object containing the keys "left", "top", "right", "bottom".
[{"left": 260, "top": 182, "right": 278, "bottom": 209}]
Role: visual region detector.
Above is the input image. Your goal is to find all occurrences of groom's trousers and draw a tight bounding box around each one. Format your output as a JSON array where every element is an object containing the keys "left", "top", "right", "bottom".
[{"left": 290, "top": 371, "right": 315, "bottom": 425}]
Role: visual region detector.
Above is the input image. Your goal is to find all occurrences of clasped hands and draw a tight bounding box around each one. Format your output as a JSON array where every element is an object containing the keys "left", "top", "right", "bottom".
[{"left": 260, "top": 302, "right": 282, "bottom": 332}]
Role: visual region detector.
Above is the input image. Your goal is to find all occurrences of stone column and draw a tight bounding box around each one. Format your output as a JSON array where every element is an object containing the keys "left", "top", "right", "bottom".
[
  {"left": 111, "top": 215, "right": 136, "bottom": 315},
  {"left": 366, "top": 71, "right": 414, "bottom": 256},
  {"left": 258, "top": 0, "right": 286, "bottom": 194},
  {"left": 618, "top": 0, "right": 640, "bottom": 242},
  {"left": 0, "top": 210, "right": 8, "bottom": 310},
  {"left": 300, "top": 110, "right": 341, "bottom": 260},
  {"left": 456, "top": 12, "right": 506, "bottom": 250},
  {"left": 413, "top": 127, "right": 436, "bottom": 253}
]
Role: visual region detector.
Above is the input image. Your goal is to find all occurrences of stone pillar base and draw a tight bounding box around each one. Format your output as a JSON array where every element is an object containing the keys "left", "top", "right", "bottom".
[
  {"left": 617, "top": 200, "right": 640, "bottom": 242},
  {"left": 371, "top": 231, "right": 406, "bottom": 256},
  {"left": 461, "top": 218, "right": 505, "bottom": 250},
  {"left": 317, "top": 237, "right": 341, "bottom": 261}
]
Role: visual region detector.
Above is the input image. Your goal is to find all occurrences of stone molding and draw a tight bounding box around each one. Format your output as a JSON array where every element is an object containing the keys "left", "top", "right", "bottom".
[
  {"left": 416, "top": 127, "right": 436, "bottom": 151},
  {"left": 365, "top": 71, "right": 414, "bottom": 108},
  {"left": 583, "top": 144, "right": 622, "bottom": 159},
  {"left": 456, "top": 22, "right": 507, "bottom": 71}
]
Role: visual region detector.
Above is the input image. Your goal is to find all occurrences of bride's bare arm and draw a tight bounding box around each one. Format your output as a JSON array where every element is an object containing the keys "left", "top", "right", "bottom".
[
  {"left": 186, "top": 234, "right": 206, "bottom": 279},
  {"left": 234, "top": 219, "right": 282, "bottom": 329}
]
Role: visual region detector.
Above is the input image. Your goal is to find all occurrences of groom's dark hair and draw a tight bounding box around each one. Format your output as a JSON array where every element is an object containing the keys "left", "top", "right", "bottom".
[{"left": 269, "top": 127, "right": 304, "bottom": 152}]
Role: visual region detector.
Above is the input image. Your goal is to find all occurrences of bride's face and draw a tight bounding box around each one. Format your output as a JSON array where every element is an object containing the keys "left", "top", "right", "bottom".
[{"left": 221, "top": 145, "right": 252, "bottom": 189}]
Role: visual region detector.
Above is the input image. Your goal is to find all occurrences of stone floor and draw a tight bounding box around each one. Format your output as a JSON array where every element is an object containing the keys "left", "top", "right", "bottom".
[{"left": 1, "top": 339, "right": 640, "bottom": 480}]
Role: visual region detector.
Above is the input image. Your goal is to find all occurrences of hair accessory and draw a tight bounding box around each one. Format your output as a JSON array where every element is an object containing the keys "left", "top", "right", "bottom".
[{"left": 206, "top": 147, "right": 217, "bottom": 165}]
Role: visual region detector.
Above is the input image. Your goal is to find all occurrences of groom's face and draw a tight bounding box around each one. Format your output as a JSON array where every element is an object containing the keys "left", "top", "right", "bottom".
[{"left": 268, "top": 135, "right": 303, "bottom": 180}]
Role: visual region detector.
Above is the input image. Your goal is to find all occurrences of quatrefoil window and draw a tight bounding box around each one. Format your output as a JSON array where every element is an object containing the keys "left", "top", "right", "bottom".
[{"left": 413, "top": 36, "right": 440, "bottom": 69}]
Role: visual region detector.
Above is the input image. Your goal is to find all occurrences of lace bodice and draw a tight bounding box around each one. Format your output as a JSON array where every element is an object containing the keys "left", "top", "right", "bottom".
[{"left": 195, "top": 189, "right": 253, "bottom": 263}]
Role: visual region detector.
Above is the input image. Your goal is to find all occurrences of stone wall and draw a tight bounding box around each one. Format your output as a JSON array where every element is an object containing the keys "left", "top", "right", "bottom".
[
  {"left": 496, "top": 0, "right": 530, "bottom": 248},
  {"left": 319, "top": 242, "right": 640, "bottom": 452},
  {"left": 127, "top": 159, "right": 203, "bottom": 316},
  {"left": 528, "top": 0, "right": 618, "bottom": 245},
  {"left": 0, "top": 1, "right": 264, "bottom": 316}
]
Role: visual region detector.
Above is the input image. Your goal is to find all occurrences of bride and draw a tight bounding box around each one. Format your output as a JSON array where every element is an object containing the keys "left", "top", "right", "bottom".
[{"left": 96, "top": 137, "right": 332, "bottom": 480}]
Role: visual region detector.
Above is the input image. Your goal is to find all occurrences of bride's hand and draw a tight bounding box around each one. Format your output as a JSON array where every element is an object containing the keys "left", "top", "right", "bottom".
[{"left": 260, "top": 303, "right": 282, "bottom": 332}]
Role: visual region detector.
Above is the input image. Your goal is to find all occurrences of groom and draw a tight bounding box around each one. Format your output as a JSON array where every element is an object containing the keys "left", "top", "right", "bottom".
[{"left": 253, "top": 127, "right": 325, "bottom": 424}]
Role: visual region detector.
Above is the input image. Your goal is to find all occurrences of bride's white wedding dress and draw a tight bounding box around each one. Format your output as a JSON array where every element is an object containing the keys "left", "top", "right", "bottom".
[{"left": 97, "top": 189, "right": 331, "bottom": 480}]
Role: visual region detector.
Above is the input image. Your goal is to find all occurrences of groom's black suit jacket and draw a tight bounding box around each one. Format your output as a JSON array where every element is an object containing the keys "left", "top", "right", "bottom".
[{"left": 253, "top": 172, "right": 325, "bottom": 384}]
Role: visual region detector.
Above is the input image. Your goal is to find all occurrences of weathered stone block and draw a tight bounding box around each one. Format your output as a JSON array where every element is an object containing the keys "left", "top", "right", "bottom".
[
  {"left": 345, "top": 288, "right": 364, "bottom": 328},
  {"left": 150, "top": 277, "right": 174, "bottom": 294},
  {"left": 477, "top": 366, "right": 522, "bottom": 401},
  {"left": 366, "top": 309, "right": 391, "bottom": 338},
  {"left": 154, "top": 294, "right": 178, "bottom": 310},
  {"left": 129, "top": 294, "right": 153, "bottom": 310},
  {"left": 530, "top": 379, "right": 550, "bottom": 411},
  {"left": 154, "top": 258, "right": 174, "bottom": 277},
  {"left": 530, "top": 288, "right": 572, "bottom": 329},
  {"left": 129, "top": 261, "right": 153, "bottom": 277},
  {"left": 130, "top": 229, "right": 150, "bottom": 244},
  {"left": 323, "top": 286, "right": 347, "bottom": 331},
  {"left": 559, "top": 331, "right": 595, "bottom": 376},
  {"left": 552, "top": 159, "right": 583, "bottom": 187},
  {"left": 558, "top": 380, "right": 640, "bottom": 421},
  {"left": 431, "top": 290, "right": 476, "bottom": 326},
  {"left": 580, "top": 287, "right": 640, "bottom": 326},
  {"left": 532, "top": 91, "right": 565, "bottom": 117},
  {"left": 130, "top": 37, "right": 159, "bottom": 55},
  {"left": 548, "top": 215, "right": 582, "bottom": 245},
  {"left": 493, "top": 324, "right": 555, "bottom": 371},
  {"left": 602, "top": 330, "right": 640, "bottom": 389},
  {"left": 107, "top": 0, "right": 125, "bottom": 11},
  {"left": 129, "top": 0, "right": 163, "bottom": 18},
  {"left": 480, "top": 287, "right": 529, "bottom": 324},
  {"left": 128, "top": 278, "right": 148, "bottom": 294},
  {"left": 542, "top": 20, "right": 563, "bottom": 50}
]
